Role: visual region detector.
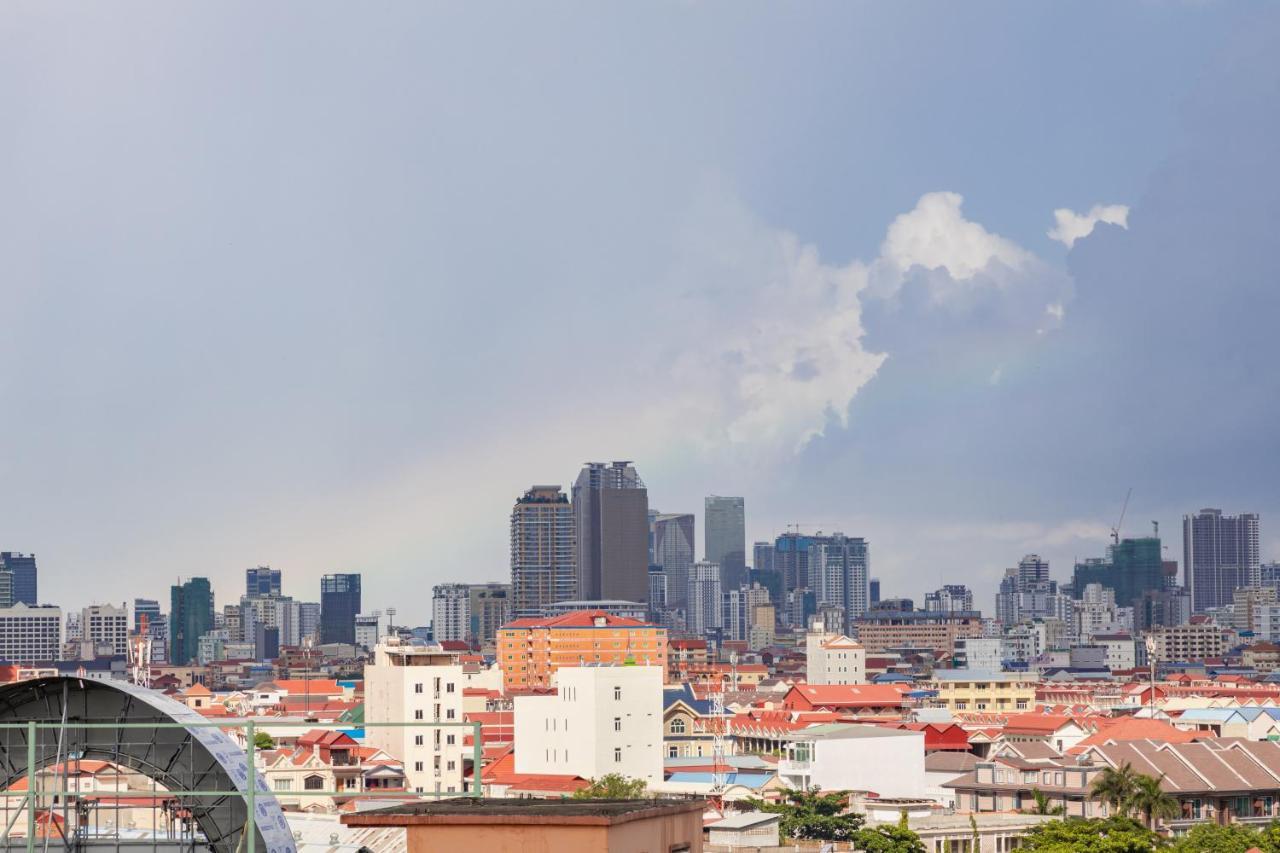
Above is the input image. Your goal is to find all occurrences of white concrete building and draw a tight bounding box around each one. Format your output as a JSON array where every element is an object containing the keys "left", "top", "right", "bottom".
[
  {"left": 81, "top": 603, "right": 129, "bottom": 658},
  {"left": 779, "top": 723, "right": 926, "bottom": 797},
  {"left": 688, "top": 562, "right": 722, "bottom": 634},
  {"left": 431, "top": 584, "right": 470, "bottom": 644},
  {"left": 1093, "top": 633, "right": 1137, "bottom": 671},
  {"left": 354, "top": 613, "right": 381, "bottom": 651},
  {"left": 363, "top": 639, "right": 470, "bottom": 795},
  {"left": 0, "top": 604, "right": 62, "bottom": 662},
  {"left": 956, "top": 637, "right": 1006, "bottom": 671},
  {"left": 804, "top": 621, "right": 866, "bottom": 685},
  {"left": 514, "top": 665, "right": 663, "bottom": 784}
]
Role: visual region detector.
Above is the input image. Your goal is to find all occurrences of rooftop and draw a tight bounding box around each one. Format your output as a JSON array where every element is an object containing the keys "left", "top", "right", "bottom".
[{"left": 342, "top": 798, "right": 705, "bottom": 826}]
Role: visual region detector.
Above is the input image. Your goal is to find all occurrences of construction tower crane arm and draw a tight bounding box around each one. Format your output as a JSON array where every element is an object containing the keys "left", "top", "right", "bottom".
[{"left": 1111, "top": 487, "right": 1132, "bottom": 545}]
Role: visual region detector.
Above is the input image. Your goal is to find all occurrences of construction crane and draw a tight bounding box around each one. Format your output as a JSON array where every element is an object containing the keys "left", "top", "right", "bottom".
[{"left": 1111, "top": 488, "right": 1132, "bottom": 545}]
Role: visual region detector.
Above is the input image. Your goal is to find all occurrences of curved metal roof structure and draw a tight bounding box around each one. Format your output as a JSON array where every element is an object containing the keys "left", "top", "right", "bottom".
[{"left": 0, "top": 677, "right": 295, "bottom": 853}]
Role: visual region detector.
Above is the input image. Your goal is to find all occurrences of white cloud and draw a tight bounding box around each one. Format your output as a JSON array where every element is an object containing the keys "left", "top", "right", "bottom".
[
  {"left": 880, "top": 191, "right": 1031, "bottom": 279},
  {"left": 1047, "top": 203, "right": 1129, "bottom": 247}
]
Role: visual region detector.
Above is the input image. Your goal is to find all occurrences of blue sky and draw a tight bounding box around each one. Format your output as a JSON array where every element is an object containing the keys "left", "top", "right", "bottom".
[{"left": 2, "top": 2, "right": 1276, "bottom": 622}]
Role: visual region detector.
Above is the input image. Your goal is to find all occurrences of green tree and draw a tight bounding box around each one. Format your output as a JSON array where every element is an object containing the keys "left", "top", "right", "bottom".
[
  {"left": 1021, "top": 816, "right": 1158, "bottom": 853},
  {"left": 1091, "top": 763, "right": 1141, "bottom": 817},
  {"left": 1025, "top": 788, "right": 1066, "bottom": 816},
  {"left": 742, "top": 788, "right": 863, "bottom": 841},
  {"left": 252, "top": 731, "right": 276, "bottom": 751},
  {"left": 1166, "top": 822, "right": 1268, "bottom": 853},
  {"left": 849, "top": 823, "right": 927, "bottom": 853},
  {"left": 1127, "top": 774, "right": 1179, "bottom": 830},
  {"left": 571, "top": 773, "right": 648, "bottom": 799}
]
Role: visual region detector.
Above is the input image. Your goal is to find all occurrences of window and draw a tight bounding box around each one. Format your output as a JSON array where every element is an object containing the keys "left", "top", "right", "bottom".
[
  {"left": 614, "top": 686, "right": 622, "bottom": 700},
  {"left": 670, "top": 718, "right": 686, "bottom": 735},
  {"left": 614, "top": 748, "right": 622, "bottom": 763},
  {"left": 304, "top": 775, "right": 324, "bottom": 791},
  {"left": 414, "top": 762, "right": 424, "bottom": 772},
  {"left": 446, "top": 734, "right": 455, "bottom": 745},
  {"left": 273, "top": 779, "right": 292, "bottom": 792},
  {"left": 414, "top": 709, "right": 424, "bottom": 720},
  {"left": 447, "top": 683, "right": 455, "bottom": 693},
  {"left": 446, "top": 709, "right": 455, "bottom": 720},
  {"left": 414, "top": 734, "right": 424, "bottom": 746},
  {"left": 447, "top": 760, "right": 456, "bottom": 771},
  {"left": 668, "top": 746, "right": 679, "bottom": 758},
  {"left": 614, "top": 717, "right": 622, "bottom": 732},
  {"left": 414, "top": 683, "right": 423, "bottom": 694}
]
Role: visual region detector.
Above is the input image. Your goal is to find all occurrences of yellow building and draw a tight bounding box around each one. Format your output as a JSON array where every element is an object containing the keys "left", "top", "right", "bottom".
[{"left": 930, "top": 669, "right": 1038, "bottom": 713}]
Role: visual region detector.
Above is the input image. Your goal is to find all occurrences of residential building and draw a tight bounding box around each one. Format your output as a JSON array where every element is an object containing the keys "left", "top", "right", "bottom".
[
  {"left": 495, "top": 610, "right": 668, "bottom": 692},
  {"left": 804, "top": 619, "right": 866, "bottom": 685},
  {"left": 542, "top": 600, "right": 648, "bottom": 620},
  {"left": 320, "top": 573, "right": 361, "bottom": 645},
  {"left": 773, "top": 532, "right": 813, "bottom": 595},
  {"left": 853, "top": 609, "right": 984, "bottom": 655},
  {"left": 510, "top": 485, "right": 576, "bottom": 618},
  {"left": 748, "top": 604, "right": 776, "bottom": 650},
  {"left": 647, "top": 565, "right": 666, "bottom": 617},
  {"left": 705, "top": 496, "right": 746, "bottom": 592},
  {"left": 930, "top": 670, "right": 1037, "bottom": 713},
  {"left": 1185, "top": 508, "right": 1261, "bottom": 612},
  {"left": 466, "top": 583, "right": 513, "bottom": 647},
  {"left": 241, "top": 594, "right": 300, "bottom": 657},
  {"left": 0, "top": 552, "right": 38, "bottom": 606},
  {"left": 870, "top": 577, "right": 881, "bottom": 605},
  {"left": 721, "top": 582, "right": 770, "bottom": 644},
  {"left": 0, "top": 604, "right": 62, "bottom": 662},
  {"left": 573, "top": 462, "right": 649, "bottom": 603},
  {"left": 687, "top": 561, "right": 722, "bottom": 634},
  {"left": 0, "top": 569, "right": 12, "bottom": 608},
  {"left": 133, "top": 598, "right": 167, "bottom": 663},
  {"left": 955, "top": 637, "right": 1006, "bottom": 671},
  {"left": 81, "top": 603, "right": 129, "bottom": 657},
  {"left": 133, "top": 599, "right": 161, "bottom": 633},
  {"left": 1092, "top": 633, "right": 1137, "bottom": 671},
  {"left": 297, "top": 602, "right": 321, "bottom": 643},
  {"left": 262, "top": 729, "right": 404, "bottom": 812},
  {"left": 354, "top": 613, "right": 381, "bottom": 651},
  {"left": 432, "top": 584, "right": 470, "bottom": 644},
  {"left": 245, "top": 566, "right": 282, "bottom": 598},
  {"left": 513, "top": 664, "right": 663, "bottom": 784},
  {"left": 170, "top": 578, "right": 214, "bottom": 666},
  {"left": 925, "top": 585, "right": 974, "bottom": 614},
  {"left": 651, "top": 512, "right": 695, "bottom": 609},
  {"left": 363, "top": 638, "right": 470, "bottom": 795},
  {"left": 779, "top": 724, "right": 926, "bottom": 797},
  {"left": 1148, "top": 620, "right": 1227, "bottom": 661},
  {"left": 809, "top": 534, "right": 870, "bottom": 633}
]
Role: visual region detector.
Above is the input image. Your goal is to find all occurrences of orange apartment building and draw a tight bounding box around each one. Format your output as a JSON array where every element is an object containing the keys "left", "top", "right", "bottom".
[{"left": 496, "top": 610, "right": 668, "bottom": 692}]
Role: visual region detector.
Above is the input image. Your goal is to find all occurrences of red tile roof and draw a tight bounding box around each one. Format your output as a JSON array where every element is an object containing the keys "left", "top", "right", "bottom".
[{"left": 502, "top": 610, "right": 653, "bottom": 630}]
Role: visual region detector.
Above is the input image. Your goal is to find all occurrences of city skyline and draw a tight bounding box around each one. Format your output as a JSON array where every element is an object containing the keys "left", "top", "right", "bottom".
[{"left": 2, "top": 5, "right": 1278, "bottom": 625}]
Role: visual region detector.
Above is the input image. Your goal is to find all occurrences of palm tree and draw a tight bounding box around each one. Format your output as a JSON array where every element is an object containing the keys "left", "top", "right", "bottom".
[
  {"left": 1128, "top": 773, "right": 1179, "bottom": 830},
  {"left": 1026, "top": 788, "right": 1065, "bottom": 816},
  {"left": 1090, "top": 762, "right": 1140, "bottom": 817}
]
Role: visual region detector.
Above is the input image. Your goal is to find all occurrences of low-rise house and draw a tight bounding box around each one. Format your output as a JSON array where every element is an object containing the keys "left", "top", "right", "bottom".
[
  {"left": 262, "top": 729, "right": 404, "bottom": 812},
  {"left": 780, "top": 683, "right": 914, "bottom": 716},
  {"left": 706, "top": 812, "right": 780, "bottom": 848},
  {"left": 930, "top": 670, "right": 1037, "bottom": 714},
  {"left": 998, "top": 713, "right": 1097, "bottom": 754}
]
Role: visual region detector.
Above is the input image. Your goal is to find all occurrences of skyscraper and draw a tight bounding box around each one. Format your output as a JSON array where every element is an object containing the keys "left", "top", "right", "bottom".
[
  {"left": 0, "top": 570, "right": 12, "bottom": 609},
  {"left": 809, "top": 534, "right": 870, "bottom": 633},
  {"left": 170, "top": 578, "right": 213, "bottom": 665},
  {"left": 572, "top": 462, "right": 649, "bottom": 603},
  {"left": 510, "top": 485, "right": 576, "bottom": 618},
  {"left": 246, "top": 566, "right": 282, "bottom": 597},
  {"left": 1184, "top": 508, "right": 1261, "bottom": 612},
  {"left": 869, "top": 577, "right": 881, "bottom": 605},
  {"left": 705, "top": 496, "right": 746, "bottom": 591},
  {"left": 651, "top": 513, "right": 695, "bottom": 609},
  {"left": 687, "top": 561, "right": 722, "bottom": 634},
  {"left": 753, "top": 541, "right": 775, "bottom": 573},
  {"left": 320, "top": 573, "right": 362, "bottom": 645},
  {"left": 774, "top": 532, "right": 814, "bottom": 593},
  {"left": 432, "top": 583, "right": 470, "bottom": 643},
  {"left": 0, "top": 553, "right": 38, "bottom": 606}
]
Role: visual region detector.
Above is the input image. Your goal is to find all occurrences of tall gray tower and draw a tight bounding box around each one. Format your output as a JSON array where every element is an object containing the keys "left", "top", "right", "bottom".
[
  {"left": 705, "top": 496, "right": 746, "bottom": 591},
  {"left": 1184, "top": 508, "right": 1261, "bottom": 612},
  {"left": 573, "top": 462, "right": 650, "bottom": 603}
]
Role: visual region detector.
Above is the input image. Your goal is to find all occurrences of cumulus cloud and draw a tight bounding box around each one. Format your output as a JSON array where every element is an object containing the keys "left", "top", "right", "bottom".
[
  {"left": 1047, "top": 203, "right": 1130, "bottom": 247},
  {"left": 880, "top": 191, "right": 1032, "bottom": 280}
]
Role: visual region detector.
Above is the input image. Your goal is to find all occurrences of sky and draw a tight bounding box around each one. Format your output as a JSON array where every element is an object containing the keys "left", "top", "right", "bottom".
[{"left": 2, "top": 2, "right": 1278, "bottom": 625}]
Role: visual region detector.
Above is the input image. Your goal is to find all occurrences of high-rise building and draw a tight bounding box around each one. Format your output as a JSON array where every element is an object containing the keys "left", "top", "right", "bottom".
[
  {"left": 705, "top": 496, "right": 746, "bottom": 591},
  {"left": 170, "top": 578, "right": 214, "bottom": 665},
  {"left": 808, "top": 534, "right": 870, "bottom": 633},
  {"left": 496, "top": 610, "right": 668, "bottom": 692},
  {"left": 869, "top": 577, "right": 881, "bottom": 606},
  {"left": 647, "top": 565, "right": 667, "bottom": 616},
  {"left": 1184, "top": 508, "right": 1261, "bottom": 612},
  {"left": 687, "top": 561, "right": 723, "bottom": 634},
  {"left": 81, "top": 603, "right": 129, "bottom": 657},
  {"left": 0, "top": 604, "right": 61, "bottom": 662},
  {"left": 297, "top": 601, "right": 321, "bottom": 644},
  {"left": 925, "top": 585, "right": 974, "bottom": 614},
  {"left": 774, "top": 533, "right": 814, "bottom": 594},
  {"left": 432, "top": 584, "right": 470, "bottom": 644},
  {"left": 572, "top": 462, "right": 649, "bottom": 603},
  {"left": 651, "top": 513, "right": 694, "bottom": 609},
  {"left": 510, "top": 485, "right": 576, "bottom": 618},
  {"left": 133, "top": 599, "right": 161, "bottom": 633},
  {"left": 320, "top": 573, "right": 361, "bottom": 645},
  {"left": 0, "top": 552, "right": 38, "bottom": 606},
  {"left": 753, "top": 542, "right": 775, "bottom": 575},
  {"left": 246, "top": 566, "right": 282, "bottom": 598},
  {"left": 722, "top": 582, "right": 770, "bottom": 644},
  {"left": 0, "top": 570, "right": 12, "bottom": 609},
  {"left": 1072, "top": 538, "right": 1167, "bottom": 613},
  {"left": 1017, "top": 555, "right": 1050, "bottom": 588},
  {"left": 241, "top": 595, "right": 299, "bottom": 657}
]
